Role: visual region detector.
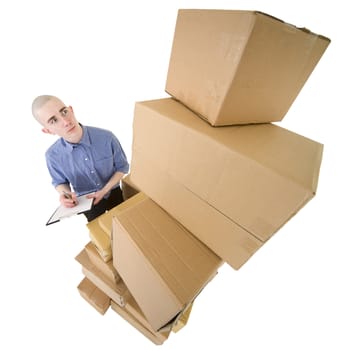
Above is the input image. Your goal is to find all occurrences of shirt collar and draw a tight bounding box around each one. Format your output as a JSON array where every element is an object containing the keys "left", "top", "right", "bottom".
[{"left": 62, "top": 124, "right": 92, "bottom": 151}]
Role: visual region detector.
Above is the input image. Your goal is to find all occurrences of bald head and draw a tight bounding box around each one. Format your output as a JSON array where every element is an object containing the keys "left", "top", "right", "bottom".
[{"left": 32, "top": 95, "right": 64, "bottom": 122}]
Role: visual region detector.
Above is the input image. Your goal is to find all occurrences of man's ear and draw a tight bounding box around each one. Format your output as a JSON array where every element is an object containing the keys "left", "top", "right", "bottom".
[{"left": 42, "top": 127, "right": 54, "bottom": 135}]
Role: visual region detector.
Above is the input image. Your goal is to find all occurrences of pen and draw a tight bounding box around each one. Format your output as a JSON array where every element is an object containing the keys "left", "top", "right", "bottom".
[
  {"left": 62, "top": 191, "right": 76, "bottom": 204},
  {"left": 62, "top": 190, "right": 72, "bottom": 199}
]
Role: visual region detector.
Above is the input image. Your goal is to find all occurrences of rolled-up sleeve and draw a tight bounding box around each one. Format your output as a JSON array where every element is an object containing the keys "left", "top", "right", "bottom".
[
  {"left": 45, "top": 148, "right": 69, "bottom": 188},
  {"left": 111, "top": 134, "right": 129, "bottom": 174}
]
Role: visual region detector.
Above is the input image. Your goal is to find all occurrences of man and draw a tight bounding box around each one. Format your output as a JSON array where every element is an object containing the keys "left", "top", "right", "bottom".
[{"left": 32, "top": 95, "right": 129, "bottom": 221}]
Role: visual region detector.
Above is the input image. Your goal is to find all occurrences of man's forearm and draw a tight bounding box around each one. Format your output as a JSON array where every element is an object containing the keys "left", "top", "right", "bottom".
[{"left": 102, "top": 171, "right": 126, "bottom": 195}]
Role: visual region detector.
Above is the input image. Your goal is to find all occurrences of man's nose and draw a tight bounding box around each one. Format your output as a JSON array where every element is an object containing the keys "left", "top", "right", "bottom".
[{"left": 61, "top": 116, "right": 70, "bottom": 127}]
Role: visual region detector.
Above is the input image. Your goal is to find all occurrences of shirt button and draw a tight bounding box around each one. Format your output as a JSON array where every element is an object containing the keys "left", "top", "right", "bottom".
[
  {"left": 91, "top": 170, "right": 94, "bottom": 174},
  {"left": 85, "top": 158, "right": 88, "bottom": 161}
]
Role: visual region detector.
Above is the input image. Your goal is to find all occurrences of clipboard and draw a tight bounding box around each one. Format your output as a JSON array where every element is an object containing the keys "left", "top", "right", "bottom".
[{"left": 46, "top": 193, "right": 94, "bottom": 225}]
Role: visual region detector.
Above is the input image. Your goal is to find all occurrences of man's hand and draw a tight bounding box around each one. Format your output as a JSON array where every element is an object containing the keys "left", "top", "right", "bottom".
[
  {"left": 60, "top": 191, "right": 78, "bottom": 208},
  {"left": 86, "top": 190, "right": 106, "bottom": 205}
]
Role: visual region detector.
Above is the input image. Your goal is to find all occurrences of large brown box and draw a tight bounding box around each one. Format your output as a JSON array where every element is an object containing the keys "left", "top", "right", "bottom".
[
  {"left": 130, "top": 98, "right": 323, "bottom": 269},
  {"left": 166, "top": 9, "right": 330, "bottom": 126},
  {"left": 112, "top": 193, "right": 222, "bottom": 331}
]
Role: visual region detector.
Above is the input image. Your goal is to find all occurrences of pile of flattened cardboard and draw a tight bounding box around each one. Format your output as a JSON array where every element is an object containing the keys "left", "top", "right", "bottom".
[{"left": 75, "top": 9, "right": 330, "bottom": 345}]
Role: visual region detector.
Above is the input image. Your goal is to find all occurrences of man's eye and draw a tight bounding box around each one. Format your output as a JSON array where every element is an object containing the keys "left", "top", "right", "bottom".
[
  {"left": 62, "top": 108, "right": 68, "bottom": 116},
  {"left": 50, "top": 118, "right": 57, "bottom": 124}
]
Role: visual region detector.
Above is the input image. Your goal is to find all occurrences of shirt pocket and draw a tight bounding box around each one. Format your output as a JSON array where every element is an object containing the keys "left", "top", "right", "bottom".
[{"left": 94, "top": 156, "right": 114, "bottom": 180}]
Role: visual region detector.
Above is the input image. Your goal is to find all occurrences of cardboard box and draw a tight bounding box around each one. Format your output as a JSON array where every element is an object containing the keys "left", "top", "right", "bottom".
[
  {"left": 77, "top": 277, "right": 110, "bottom": 315},
  {"left": 130, "top": 98, "right": 323, "bottom": 269},
  {"left": 121, "top": 174, "right": 141, "bottom": 200},
  {"left": 166, "top": 9, "right": 330, "bottom": 126},
  {"left": 97, "top": 188, "right": 145, "bottom": 238},
  {"left": 98, "top": 186, "right": 157, "bottom": 237},
  {"left": 84, "top": 241, "right": 120, "bottom": 284},
  {"left": 86, "top": 219, "right": 112, "bottom": 262},
  {"left": 75, "top": 249, "right": 130, "bottom": 307},
  {"left": 112, "top": 192, "right": 222, "bottom": 331},
  {"left": 110, "top": 301, "right": 170, "bottom": 345},
  {"left": 98, "top": 195, "right": 136, "bottom": 237}
]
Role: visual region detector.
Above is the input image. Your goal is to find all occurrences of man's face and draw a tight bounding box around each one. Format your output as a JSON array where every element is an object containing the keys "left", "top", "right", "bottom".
[{"left": 36, "top": 98, "right": 81, "bottom": 141}]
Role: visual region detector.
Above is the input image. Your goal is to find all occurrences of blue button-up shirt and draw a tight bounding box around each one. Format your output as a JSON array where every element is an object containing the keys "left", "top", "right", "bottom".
[{"left": 45, "top": 125, "right": 129, "bottom": 196}]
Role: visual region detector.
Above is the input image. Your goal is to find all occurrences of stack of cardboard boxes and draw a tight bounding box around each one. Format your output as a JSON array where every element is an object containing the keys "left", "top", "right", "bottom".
[
  {"left": 75, "top": 9, "right": 330, "bottom": 345},
  {"left": 76, "top": 177, "right": 222, "bottom": 344}
]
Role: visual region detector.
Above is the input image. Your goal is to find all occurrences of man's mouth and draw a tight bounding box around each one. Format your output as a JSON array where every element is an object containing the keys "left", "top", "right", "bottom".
[{"left": 67, "top": 125, "right": 75, "bottom": 133}]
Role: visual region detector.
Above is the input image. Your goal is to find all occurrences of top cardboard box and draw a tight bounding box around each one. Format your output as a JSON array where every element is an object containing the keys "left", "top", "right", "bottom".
[{"left": 166, "top": 10, "right": 330, "bottom": 126}]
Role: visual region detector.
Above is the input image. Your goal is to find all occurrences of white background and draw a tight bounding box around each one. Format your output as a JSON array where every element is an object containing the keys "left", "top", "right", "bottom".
[{"left": 1, "top": 0, "right": 349, "bottom": 349}]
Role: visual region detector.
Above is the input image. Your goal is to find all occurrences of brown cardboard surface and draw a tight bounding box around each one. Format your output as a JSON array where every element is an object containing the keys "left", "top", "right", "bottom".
[
  {"left": 131, "top": 98, "right": 323, "bottom": 269},
  {"left": 84, "top": 241, "right": 120, "bottom": 284},
  {"left": 75, "top": 249, "right": 130, "bottom": 307},
  {"left": 77, "top": 277, "right": 110, "bottom": 315},
  {"left": 97, "top": 191, "right": 142, "bottom": 237},
  {"left": 110, "top": 301, "right": 169, "bottom": 345},
  {"left": 86, "top": 219, "right": 112, "bottom": 262},
  {"left": 166, "top": 9, "right": 330, "bottom": 126},
  {"left": 112, "top": 192, "right": 222, "bottom": 331},
  {"left": 121, "top": 174, "right": 141, "bottom": 200},
  {"left": 124, "top": 295, "right": 171, "bottom": 341},
  {"left": 120, "top": 247, "right": 196, "bottom": 335}
]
